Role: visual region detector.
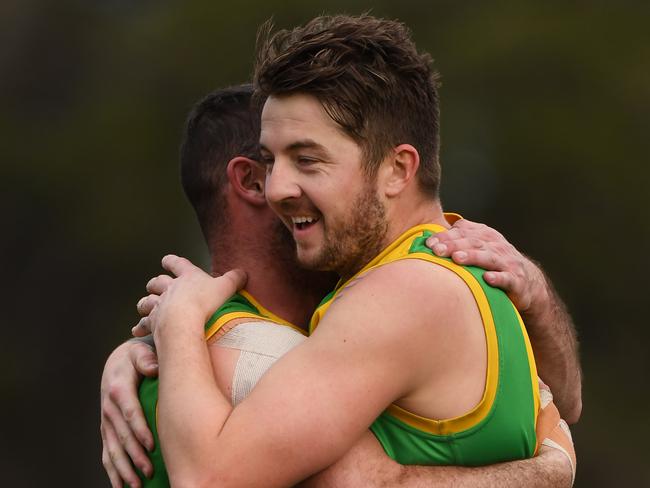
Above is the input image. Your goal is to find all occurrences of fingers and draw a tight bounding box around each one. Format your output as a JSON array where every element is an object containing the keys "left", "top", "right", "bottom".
[
  {"left": 146, "top": 274, "right": 173, "bottom": 295},
  {"left": 129, "top": 341, "right": 159, "bottom": 378},
  {"left": 158, "top": 256, "right": 246, "bottom": 291},
  {"left": 102, "top": 401, "right": 148, "bottom": 487},
  {"left": 161, "top": 254, "right": 198, "bottom": 277},
  {"left": 427, "top": 235, "right": 490, "bottom": 259},
  {"left": 451, "top": 218, "right": 503, "bottom": 240},
  {"left": 104, "top": 393, "right": 153, "bottom": 479},
  {"left": 201, "top": 269, "right": 247, "bottom": 311},
  {"left": 131, "top": 317, "right": 151, "bottom": 337},
  {"left": 136, "top": 295, "right": 159, "bottom": 317},
  {"left": 221, "top": 268, "right": 248, "bottom": 291},
  {"left": 453, "top": 248, "right": 505, "bottom": 270},
  {"left": 101, "top": 434, "right": 124, "bottom": 488},
  {"left": 427, "top": 219, "right": 504, "bottom": 256},
  {"left": 482, "top": 270, "right": 516, "bottom": 292}
]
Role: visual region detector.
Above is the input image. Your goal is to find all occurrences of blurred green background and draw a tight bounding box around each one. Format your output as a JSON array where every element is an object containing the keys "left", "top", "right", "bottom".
[{"left": 2, "top": 0, "right": 648, "bottom": 485}]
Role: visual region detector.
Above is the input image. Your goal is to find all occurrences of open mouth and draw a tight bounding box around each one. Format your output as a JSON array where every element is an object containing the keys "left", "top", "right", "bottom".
[{"left": 291, "top": 215, "right": 320, "bottom": 231}]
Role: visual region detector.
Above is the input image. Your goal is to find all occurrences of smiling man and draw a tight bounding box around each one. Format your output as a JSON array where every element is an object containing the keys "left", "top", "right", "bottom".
[
  {"left": 132, "top": 14, "right": 578, "bottom": 487},
  {"left": 253, "top": 15, "right": 572, "bottom": 470}
]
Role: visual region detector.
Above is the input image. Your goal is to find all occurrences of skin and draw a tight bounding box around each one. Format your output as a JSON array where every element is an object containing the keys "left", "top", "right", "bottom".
[
  {"left": 426, "top": 221, "right": 581, "bottom": 422},
  {"left": 101, "top": 155, "right": 334, "bottom": 487},
  {"left": 299, "top": 437, "right": 571, "bottom": 488},
  {"left": 127, "top": 93, "right": 573, "bottom": 487},
  {"left": 101, "top": 88, "right": 580, "bottom": 487},
  {"left": 101, "top": 214, "right": 579, "bottom": 487},
  {"left": 260, "top": 105, "right": 389, "bottom": 279}
]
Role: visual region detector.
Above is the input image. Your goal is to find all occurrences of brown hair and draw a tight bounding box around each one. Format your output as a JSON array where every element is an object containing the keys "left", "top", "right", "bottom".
[
  {"left": 254, "top": 14, "right": 441, "bottom": 197},
  {"left": 180, "top": 84, "right": 260, "bottom": 243}
]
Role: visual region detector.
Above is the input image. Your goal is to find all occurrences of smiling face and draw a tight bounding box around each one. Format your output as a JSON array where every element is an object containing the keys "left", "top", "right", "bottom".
[{"left": 261, "top": 93, "right": 388, "bottom": 278}]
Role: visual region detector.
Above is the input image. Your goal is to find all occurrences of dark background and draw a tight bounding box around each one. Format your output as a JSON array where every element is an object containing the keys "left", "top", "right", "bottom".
[{"left": 2, "top": 1, "right": 648, "bottom": 485}]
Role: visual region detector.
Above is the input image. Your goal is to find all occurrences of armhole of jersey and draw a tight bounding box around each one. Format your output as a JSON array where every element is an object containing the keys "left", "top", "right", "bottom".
[
  {"left": 513, "top": 302, "right": 541, "bottom": 430},
  {"left": 311, "top": 223, "right": 537, "bottom": 438},
  {"left": 379, "top": 252, "right": 500, "bottom": 435}
]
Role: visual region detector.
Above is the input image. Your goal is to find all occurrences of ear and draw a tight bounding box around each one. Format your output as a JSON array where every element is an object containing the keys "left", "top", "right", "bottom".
[
  {"left": 226, "top": 156, "right": 267, "bottom": 206},
  {"left": 380, "top": 144, "right": 420, "bottom": 198}
]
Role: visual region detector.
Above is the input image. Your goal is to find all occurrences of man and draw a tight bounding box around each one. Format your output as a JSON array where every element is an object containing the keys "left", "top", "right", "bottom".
[
  {"left": 118, "top": 14, "right": 579, "bottom": 487},
  {"left": 102, "top": 83, "right": 577, "bottom": 486},
  {"left": 102, "top": 84, "right": 576, "bottom": 487}
]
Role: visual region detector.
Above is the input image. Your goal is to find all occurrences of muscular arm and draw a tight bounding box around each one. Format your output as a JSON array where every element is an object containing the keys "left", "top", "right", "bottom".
[
  {"left": 110, "top": 248, "right": 566, "bottom": 486},
  {"left": 141, "top": 254, "right": 573, "bottom": 487},
  {"left": 390, "top": 448, "right": 571, "bottom": 488},
  {"left": 302, "top": 434, "right": 572, "bottom": 488},
  {"left": 142, "top": 256, "right": 463, "bottom": 487},
  {"left": 517, "top": 268, "right": 581, "bottom": 423},
  {"left": 105, "top": 331, "right": 573, "bottom": 488},
  {"left": 427, "top": 219, "right": 582, "bottom": 422}
]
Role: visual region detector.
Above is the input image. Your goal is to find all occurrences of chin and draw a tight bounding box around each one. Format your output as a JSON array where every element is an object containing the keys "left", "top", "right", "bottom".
[
  {"left": 296, "top": 253, "right": 319, "bottom": 270},
  {"left": 296, "top": 251, "right": 329, "bottom": 272}
]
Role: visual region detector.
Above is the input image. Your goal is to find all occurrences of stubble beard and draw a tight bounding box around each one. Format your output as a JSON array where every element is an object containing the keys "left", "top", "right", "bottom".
[
  {"left": 270, "top": 217, "right": 338, "bottom": 297},
  {"left": 302, "top": 180, "right": 388, "bottom": 281}
]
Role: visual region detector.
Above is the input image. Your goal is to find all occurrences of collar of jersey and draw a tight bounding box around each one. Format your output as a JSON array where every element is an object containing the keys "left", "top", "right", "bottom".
[{"left": 334, "top": 213, "right": 462, "bottom": 292}]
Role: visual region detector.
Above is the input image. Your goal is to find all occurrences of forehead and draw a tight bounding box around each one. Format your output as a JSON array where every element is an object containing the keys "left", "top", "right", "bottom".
[{"left": 260, "top": 94, "right": 354, "bottom": 151}]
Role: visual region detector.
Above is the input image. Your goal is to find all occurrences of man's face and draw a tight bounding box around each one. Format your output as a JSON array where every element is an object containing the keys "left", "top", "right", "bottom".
[{"left": 260, "top": 93, "right": 388, "bottom": 277}]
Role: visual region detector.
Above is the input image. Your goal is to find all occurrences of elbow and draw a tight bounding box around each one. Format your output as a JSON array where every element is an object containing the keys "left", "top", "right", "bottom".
[
  {"left": 558, "top": 372, "right": 583, "bottom": 425},
  {"left": 564, "top": 396, "right": 582, "bottom": 425}
]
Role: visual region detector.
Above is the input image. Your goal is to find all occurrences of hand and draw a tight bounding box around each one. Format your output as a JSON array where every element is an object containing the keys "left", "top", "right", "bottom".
[
  {"left": 100, "top": 340, "right": 159, "bottom": 487},
  {"left": 131, "top": 255, "right": 247, "bottom": 338},
  {"left": 426, "top": 219, "right": 548, "bottom": 314}
]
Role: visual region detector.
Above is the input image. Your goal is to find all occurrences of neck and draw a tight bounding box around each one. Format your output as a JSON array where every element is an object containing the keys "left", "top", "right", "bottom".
[
  {"left": 336, "top": 195, "right": 448, "bottom": 283},
  {"left": 211, "top": 237, "right": 334, "bottom": 331},
  {"left": 385, "top": 195, "right": 448, "bottom": 245}
]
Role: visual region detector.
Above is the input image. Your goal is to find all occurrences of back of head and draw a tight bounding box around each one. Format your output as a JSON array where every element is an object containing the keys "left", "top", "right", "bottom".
[
  {"left": 254, "top": 14, "right": 442, "bottom": 197},
  {"left": 180, "top": 84, "right": 260, "bottom": 243}
]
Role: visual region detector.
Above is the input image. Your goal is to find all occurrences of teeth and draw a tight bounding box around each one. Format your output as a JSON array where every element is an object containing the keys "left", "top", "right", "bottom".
[{"left": 291, "top": 216, "right": 316, "bottom": 224}]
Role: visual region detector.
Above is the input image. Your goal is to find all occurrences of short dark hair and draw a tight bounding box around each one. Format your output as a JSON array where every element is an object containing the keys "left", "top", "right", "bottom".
[
  {"left": 254, "top": 14, "right": 441, "bottom": 197},
  {"left": 180, "top": 84, "right": 260, "bottom": 243}
]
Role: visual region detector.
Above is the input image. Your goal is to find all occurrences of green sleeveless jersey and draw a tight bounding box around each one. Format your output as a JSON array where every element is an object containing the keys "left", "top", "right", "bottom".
[
  {"left": 135, "top": 291, "right": 304, "bottom": 487},
  {"left": 309, "top": 223, "right": 540, "bottom": 466}
]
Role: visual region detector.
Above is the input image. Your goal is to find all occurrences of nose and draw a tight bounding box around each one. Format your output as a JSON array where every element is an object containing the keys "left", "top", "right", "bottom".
[{"left": 265, "top": 159, "right": 302, "bottom": 205}]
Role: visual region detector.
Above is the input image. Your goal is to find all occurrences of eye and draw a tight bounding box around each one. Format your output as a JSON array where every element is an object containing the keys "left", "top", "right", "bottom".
[{"left": 297, "top": 156, "right": 318, "bottom": 165}]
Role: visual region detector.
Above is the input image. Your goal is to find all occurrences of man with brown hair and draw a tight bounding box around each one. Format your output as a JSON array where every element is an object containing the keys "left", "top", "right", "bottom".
[
  {"left": 102, "top": 84, "right": 576, "bottom": 487},
  {"left": 118, "top": 15, "right": 579, "bottom": 486}
]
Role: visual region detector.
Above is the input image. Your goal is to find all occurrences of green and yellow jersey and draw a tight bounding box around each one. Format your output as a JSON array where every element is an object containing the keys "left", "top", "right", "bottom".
[
  {"left": 309, "top": 223, "right": 540, "bottom": 466},
  {"left": 135, "top": 291, "right": 305, "bottom": 487}
]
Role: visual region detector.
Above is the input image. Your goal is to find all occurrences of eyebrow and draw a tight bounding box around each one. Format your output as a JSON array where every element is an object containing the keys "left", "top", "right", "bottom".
[
  {"left": 260, "top": 139, "right": 330, "bottom": 157},
  {"left": 287, "top": 139, "right": 324, "bottom": 151}
]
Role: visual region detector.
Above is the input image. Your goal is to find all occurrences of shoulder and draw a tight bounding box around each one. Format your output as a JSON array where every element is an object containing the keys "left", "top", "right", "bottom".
[
  {"left": 317, "top": 258, "right": 476, "bottom": 349},
  {"left": 340, "top": 258, "right": 476, "bottom": 322}
]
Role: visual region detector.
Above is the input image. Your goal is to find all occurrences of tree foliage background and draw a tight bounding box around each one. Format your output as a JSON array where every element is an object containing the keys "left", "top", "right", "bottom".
[{"left": 1, "top": 1, "right": 648, "bottom": 485}]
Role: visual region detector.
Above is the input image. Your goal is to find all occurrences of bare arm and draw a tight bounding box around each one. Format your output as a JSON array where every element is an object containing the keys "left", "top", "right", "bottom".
[
  {"left": 426, "top": 219, "right": 582, "bottom": 422},
  {"left": 301, "top": 434, "right": 572, "bottom": 488},
  {"left": 119, "top": 327, "right": 573, "bottom": 488},
  {"left": 518, "top": 269, "right": 581, "bottom": 423},
  {"left": 134, "top": 255, "right": 575, "bottom": 487},
  {"left": 303, "top": 379, "right": 575, "bottom": 487},
  {"left": 135, "top": 256, "right": 457, "bottom": 487}
]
